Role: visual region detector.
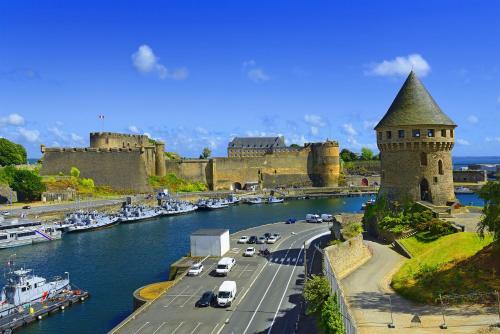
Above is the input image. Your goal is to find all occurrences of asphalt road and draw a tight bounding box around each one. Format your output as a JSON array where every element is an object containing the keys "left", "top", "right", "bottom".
[{"left": 111, "top": 221, "right": 330, "bottom": 334}]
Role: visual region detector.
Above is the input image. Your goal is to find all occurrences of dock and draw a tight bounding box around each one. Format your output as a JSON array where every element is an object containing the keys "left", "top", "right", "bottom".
[{"left": 0, "top": 290, "right": 90, "bottom": 334}]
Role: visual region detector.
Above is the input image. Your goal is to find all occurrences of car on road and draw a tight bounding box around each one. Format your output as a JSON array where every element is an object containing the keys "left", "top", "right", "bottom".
[
  {"left": 238, "top": 236, "right": 249, "bottom": 243},
  {"left": 22, "top": 205, "right": 31, "bottom": 210},
  {"left": 266, "top": 236, "right": 277, "bottom": 244},
  {"left": 272, "top": 233, "right": 281, "bottom": 240},
  {"left": 243, "top": 247, "right": 255, "bottom": 257},
  {"left": 1, "top": 211, "right": 10, "bottom": 216},
  {"left": 306, "top": 214, "right": 322, "bottom": 223},
  {"left": 257, "top": 236, "right": 266, "bottom": 244},
  {"left": 188, "top": 263, "right": 204, "bottom": 276},
  {"left": 248, "top": 236, "right": 258, "bottom": 244},
  {"left": 321, "top": 214, "right": 333, "bottom": 222},
  {"left": 286, "top": 218, "right": 296, "bottom": 224},
  {"left": 196, "top": 291, "right": 215, "bottom": 307}
]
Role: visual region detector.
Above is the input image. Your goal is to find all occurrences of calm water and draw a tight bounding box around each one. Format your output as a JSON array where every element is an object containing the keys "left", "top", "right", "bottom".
[{"left": 0, "top": 196, "right": 370, "bottom": 334}]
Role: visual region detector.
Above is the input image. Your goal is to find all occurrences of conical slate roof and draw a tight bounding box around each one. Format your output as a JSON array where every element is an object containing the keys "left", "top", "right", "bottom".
[{"left": 374, "top": 71, "right": 456, "bottom": 130}]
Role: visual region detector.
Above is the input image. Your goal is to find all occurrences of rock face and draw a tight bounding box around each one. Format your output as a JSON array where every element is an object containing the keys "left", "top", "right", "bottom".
[{"left": 375, "top": 71, "right": 456, "bottom": 206}]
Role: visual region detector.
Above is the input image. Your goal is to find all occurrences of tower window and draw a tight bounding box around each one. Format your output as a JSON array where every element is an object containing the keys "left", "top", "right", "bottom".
[
  {"left": 438, "top": 160, "right": 444, "bottom": 175},
  {"left": 427, "top": 129, "right": 435, "bottom": 137},
  {"left": 420, "top": 152, "right": 427, "bottom": 166},
  {"left": 434, "top": 176, "right": 438, "bottom": 183},
  {"left": 378, "top": 132, "right": 382, "bottom": 140},
  {"left": 386, "top": 131, "right": 392, "bottom": 139},
  {"left": 398, "top": 130, "right": 405, "bottom": 138},
  {"left": 450, "top": 129, "right": 454, "bottom": 138},
  {"left": 441, "top": 129, "right": 446, "bottom": 137},
  {"left": 412, "top": 129, "right": 421, "bottom": 138}
]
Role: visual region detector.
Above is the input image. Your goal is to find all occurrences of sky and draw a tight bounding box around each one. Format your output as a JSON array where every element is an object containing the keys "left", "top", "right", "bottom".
[{"left": 1, "top": 0, "right": 499, "bottom": 158}]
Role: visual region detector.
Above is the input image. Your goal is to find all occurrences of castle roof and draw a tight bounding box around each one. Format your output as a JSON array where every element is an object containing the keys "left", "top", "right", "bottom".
[
  {"left": 374, "top": 71, "right": 456, "bottom": 130},
  {"left": 228, "top": 136, "right": 286, "bottom": 149}
]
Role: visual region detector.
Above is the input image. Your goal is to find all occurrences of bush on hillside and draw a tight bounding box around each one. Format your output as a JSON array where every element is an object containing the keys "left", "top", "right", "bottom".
[
  {"left": 149, "top": 173, "right": 207, "bottom": 193},
  {"left": 0, "top": 138, "right": 27, "bottom": 166}
]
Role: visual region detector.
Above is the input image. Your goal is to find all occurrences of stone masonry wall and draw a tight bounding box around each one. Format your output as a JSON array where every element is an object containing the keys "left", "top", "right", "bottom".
[
  {"left": 165, "top": 159, "right": 209, "bottom": 184},
  {"left": 325, "top": 235, "right": 371, "bottom": 279}
]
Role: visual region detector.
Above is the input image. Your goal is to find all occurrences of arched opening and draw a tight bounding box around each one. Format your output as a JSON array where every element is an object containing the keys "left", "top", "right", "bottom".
[
  {"left": 420, "top": 152, "right": 427, "bottom": 166},
  {"left": 420, "top": 178, "right": 431, "bottom": 202},
  {"left": 438, "top": 160, "right": 444, "bottom": 175},
  {"left": 361, "top": 178, "right": 368, "bottom": 186},
  {"left": 232, "top": 182, "right": 242, "bottom": 191}
]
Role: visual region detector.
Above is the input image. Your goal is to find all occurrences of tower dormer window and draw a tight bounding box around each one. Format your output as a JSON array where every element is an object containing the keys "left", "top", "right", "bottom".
[
  {"left": 398, "top": 130, "right": 405, "bottom": 138},
  {"left": 412, "top": 129, "right": 421, "bottom": 138},
  {"left": 378, "top": 132, "right": 382, "bottom": 140},
  {"left": 420, "top": 152, "right": 427, "bottom": 166},
  {"left": 450, "top": 129, "right": 454, "bottom": 138},
  {"left": 441, "top": 129, "right": 446, "bottom": 137},
  {"left": 386, "top": 131, "right": 392, "bottom": 139},
  {"left": 427, "top": 129, "right": 435, "bottom": 137}
]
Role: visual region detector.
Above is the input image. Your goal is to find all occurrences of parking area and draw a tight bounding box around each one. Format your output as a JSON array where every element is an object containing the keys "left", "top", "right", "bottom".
[{"left": 114, "top": 220, "right": 329, "bottom": 334}]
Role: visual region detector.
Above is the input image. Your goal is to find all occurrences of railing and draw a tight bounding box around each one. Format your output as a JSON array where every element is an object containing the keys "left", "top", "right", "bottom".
[{"left": 323, "top": 250, "right": 357, "bottom": 334}]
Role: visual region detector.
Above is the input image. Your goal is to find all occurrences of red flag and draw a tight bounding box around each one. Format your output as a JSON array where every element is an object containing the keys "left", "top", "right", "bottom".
[{"left": 41, "top": 291, "right": 49, "bottom": 302}]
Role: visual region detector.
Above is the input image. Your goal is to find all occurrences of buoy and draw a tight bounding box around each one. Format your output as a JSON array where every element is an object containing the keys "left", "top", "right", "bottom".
[
  {"left": 80, "top": 297, "right": 85, "bottom": 301},
  {"left": 60, "top": 306, "right": 65, "bottom": 310},
  {"left": 37, "top": 315, "right": 42, "bottom": 320}
]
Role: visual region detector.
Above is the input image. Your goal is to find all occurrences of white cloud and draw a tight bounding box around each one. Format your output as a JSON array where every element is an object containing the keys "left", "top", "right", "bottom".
[
  {"left": 342, "top": 123, "right": 358, "bottom": 136},
  {"left": 128, "top": 125, "right": 140, "bottom": 134},
  {"left": 131, "top": 45, "right": 188, "bottom": 80},
  {"left": 71, "top": 133, "right": 83, "bottom": 143},
  {"left": 195, "top": 127, "right": 209, "bottom": 135},
  {"left": 243, "top": 60, "right": 271, "bottom": 83},
  {"left": 143, "top": 132, "right": 151, "bottom": 138},
  {"left": 456, "top": 138, "right": 470, "bottom": 146},
  {"left": 304, "top": 114, "right": 327, "bottom": 127},
  {"left": 485, "top": 137, "right": 500, "bottom": 142},
  {"left": 48, "top": 126, "right": 65, "bottom": 140},
  {"left": 363, "top": 120, "right": 377, "bottom": 130},
  {"left": 497, "top": 95, "right": 500, "bottom": 104},
  {"left": 310, "top": 126, "right": 319, "bottom": 136},
  {"left": 467, "top": 115, "right": 479, "bottom": 124},
  {"left": 17, "top": 127, "right": 40, "bottom": 142},
  {"left": 0, "top": 113, "right": 24, "bottom": 126},
  {"left": 366, "top": 54, "right": 431, "bottom": 77}
]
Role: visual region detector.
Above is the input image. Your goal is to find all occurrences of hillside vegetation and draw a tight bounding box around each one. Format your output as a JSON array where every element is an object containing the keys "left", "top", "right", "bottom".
[{"left": 393, "top": 232, "right": 496, "bottom": 303}]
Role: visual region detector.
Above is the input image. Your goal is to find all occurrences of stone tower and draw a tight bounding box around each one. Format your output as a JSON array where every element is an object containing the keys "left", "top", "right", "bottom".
[
  {"left": 375, "top": 71, "right": 456, "bottom": 206},
  {"left": 310, "top": 140, "right": 340, "bottom": 187}
]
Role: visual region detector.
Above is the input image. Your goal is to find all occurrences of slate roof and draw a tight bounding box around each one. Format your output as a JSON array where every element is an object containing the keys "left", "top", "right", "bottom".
[
  {"left": 375, "top": 71, "right": 456, "bottom": 130},
  {"left": 228, "top": 136, "right": 286, "bottom": 149}
]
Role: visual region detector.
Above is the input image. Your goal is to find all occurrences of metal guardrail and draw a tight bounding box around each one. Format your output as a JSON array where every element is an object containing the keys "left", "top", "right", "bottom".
[{"left": 323, "top": 250, "right": 358, "bottom": 334}]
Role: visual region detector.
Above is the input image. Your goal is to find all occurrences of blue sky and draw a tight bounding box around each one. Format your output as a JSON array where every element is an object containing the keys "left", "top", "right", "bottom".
[{"left": 1, "top": 0, "right": 499, "bottom": 158}]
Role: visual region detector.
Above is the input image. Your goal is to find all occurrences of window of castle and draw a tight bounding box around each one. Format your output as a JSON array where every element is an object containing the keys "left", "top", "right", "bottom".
[
  {"left": 386, "top": 131, "right": 392, "bottom": 139},
  {"left": 438, "top": 160, "right": 444, "bottom": 175},
  {"left": 378, "top": 132, "right": 382, "bottom": 140},
  {"left": 427, "top": 129, "right": 435, "bottom": 137},
  {"left": 412, "top": 129, "right": 421, "bottom": 138},
  {"left": 420, "top": 152, "right": 427, "bottom": 166},
  {"left": 398, "top": 130, "right": 405, "bottom": 138},
  {"left": 450, "top": 129, "right": 454, "bottom": 138},
  {"left": 434, "top": 176, "right": 438, "bottom": 183},
  {"left": 441, "top": 129, "right": 446, "bottom": 137}
]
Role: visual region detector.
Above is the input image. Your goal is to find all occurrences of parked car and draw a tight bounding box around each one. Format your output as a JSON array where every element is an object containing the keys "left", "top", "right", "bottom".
[
  {"left": 243, "top": 247, "right": 255, "bottom": 257},
  {"left": 188, "top": 263, "right": 204, "bottom": 276},
  {"left": 248, "top": 236, "right": 258, "bottom": 244},
  {"left": 286, "top": 218, "right": 296, "bottom": 224},
  {"left": 266, "top": 236, "right": 277, "bottom": 244},
  {"left": 264, "top": 232, "right": 271, "bottom": 239},
  {"left": 306, "top": 214, "right": 322, "bottom": 223},
  {"left": 238, "top": 236, "right": 249, "bottom": 244},
  {"left": 216, "top": 257, "right": 236, "bottom": 276},
  {"left": 321, "top": 214, "right": 333, "bottom": 222},
  {"left": 22, "top": 205, "right": 31, "bottom": 209},
  {"left": 1, "top": 211, "right": 10, "bottom": 216},
  {"left": 196, "top": 291, "right": 215, "bottom": 307},
  {"left": 272, "top": 233, "right": 281, "bottom": 240},
  {"left": 257, "top": 236, "right": 266, "bottom": 244},
  {"left": 217, "top": 281, "right": 237, "bottom": 307}
]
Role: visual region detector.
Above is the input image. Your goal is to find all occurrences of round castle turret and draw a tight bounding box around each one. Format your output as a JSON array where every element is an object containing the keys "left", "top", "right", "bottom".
[
  {"left": 311, "top": 140, "right": 340, "bottom": 187},
  {"left": 375, "top": 71, "right": 456, "bottom": 206}
]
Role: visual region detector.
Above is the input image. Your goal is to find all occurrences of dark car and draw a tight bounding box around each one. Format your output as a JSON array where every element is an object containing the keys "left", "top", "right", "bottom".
[
  {"left": 22, "top": 205, "right": 31, "bottom": 209},
  {"left": 286, "top": 218, "right": 297, "bottom": 224},
  {"left": 248, "top": 236, "right": 258, "bottom": 244},
  {"left": 264, "top": 232, "right": 271, "bottom": 239},
  {"left": 196, "top": 291, "right": 215, "bottom": 307}
]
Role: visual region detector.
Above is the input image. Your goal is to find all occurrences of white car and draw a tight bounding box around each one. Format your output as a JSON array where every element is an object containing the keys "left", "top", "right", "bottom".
[
  {"left": 266, "top": 236, "right": 277, "bottom": 244},
  {"left": 188, "top": 263, "right": 204, "bottom": 276},
  {"left": 238, "top": 236, "right": 249, "bottom": 244},
  {"left": 243, "top": 247, "right": 255, "bottom": 257},
  {"left": 257, "top": 236, "right": 266, "bottom": 244}
]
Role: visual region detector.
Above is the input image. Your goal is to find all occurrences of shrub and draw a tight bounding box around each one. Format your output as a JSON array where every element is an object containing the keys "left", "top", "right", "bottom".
[
  {"left": 0, "top": 138, "right": 27, "bottom": 166},
  {"left": 303, "top": 275, "right": 330, "bottom": 315},
  {"left": 70, "top": 166, "right": 81, "bottom": 178},
  {"left": 342, "top": 222, "right": 363, "bottom": 239},
  {"left": 320, "top": 295, "right": 345, "bottom": 334}
]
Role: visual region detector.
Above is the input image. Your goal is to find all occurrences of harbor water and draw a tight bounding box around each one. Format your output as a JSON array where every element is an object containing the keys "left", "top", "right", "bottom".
[{"left": 0, "top": 196, "right": 372, "bottom": 334}]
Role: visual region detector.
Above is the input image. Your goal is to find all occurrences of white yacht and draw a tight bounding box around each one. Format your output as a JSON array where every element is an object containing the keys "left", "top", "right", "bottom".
[
  {"left": 0, "top": 267, "right": 70, "bottom": 317},
  {"left": 118, "top": 205, "right": 164, "bottom": 223},
  {"left": 0, "top": 225, "right": 62, "bottom": 249},
  {"left": 267, "top": 196, "right": 284, "bottom": 204},
  {"left": 247, "top": 197, "right": 264, "bottom": 204},
  {"left": 455, "top": 186, "right": 474, "bottom": 194}
]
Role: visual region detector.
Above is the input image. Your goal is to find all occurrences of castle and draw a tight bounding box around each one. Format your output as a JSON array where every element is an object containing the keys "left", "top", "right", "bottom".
[
  {"left": 376, "top": 71, "right": 456, "bottom": 206},
  {"left": 40, "top": 133, "right": 340, "bottom": 192}
]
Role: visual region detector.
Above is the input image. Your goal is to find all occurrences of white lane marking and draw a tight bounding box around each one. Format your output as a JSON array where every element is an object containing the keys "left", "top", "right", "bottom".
[
  {"left": 152, "top": 322, "right": 166, "bottom": 334},
  {"left": 163, "top": 286, "right": 190, "bottom": 308},
  {"left": 171, "top": 321, "right": 184, "bottom": 334},
  {"left": 134, "top": 322, "right": 149, "bottom": 334},
  {"left": 237, "top": 264, "right": 250, "bottom": 278},
  {"left": 180, "top": 287, "right": 202, "bottom": 307},
  {"left": 210, "top": 323, "right": 219, "bottom": 334},
  {"left": 242, "top": 240, "right": 298, "bottom": 334},
  {"left": 191, "top": 322, "right": 202, "bottom": 334},
  {"left": 199, "top": 263, "right": 215, "bottom": 278}
]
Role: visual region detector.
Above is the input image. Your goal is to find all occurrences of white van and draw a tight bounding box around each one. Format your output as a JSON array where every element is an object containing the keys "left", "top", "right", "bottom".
[
  {"left": 306, "top": 214, "right": 323, "bottom": 223},
  {"left": 217, "top": 281, "right": 237, "bottom": 307},
  {"left": 215, "top": 257, "right": 236, "bottom": 276},
  {"left": 321, "top": 214, "right": 333, "bottom": 222}
]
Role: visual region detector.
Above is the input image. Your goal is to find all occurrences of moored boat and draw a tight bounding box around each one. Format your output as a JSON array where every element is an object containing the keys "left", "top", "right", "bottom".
[
  {"left": 64, "top": 212, "right": 119, "bottom": 233},
  {"left": 454, "top": 186, "right": 474, "bottom": 194},
  {"left": 247, "top": 197, "right": 264, "bottom": 204},
  {"left": 0, "top": 225, "right": 62, "bottom": 249},
  {"left": 118, "top": 205, "right": 164, "bottom": 223},
  {"left": 267, "top": 196, "right": 284, "bottom": 204}
]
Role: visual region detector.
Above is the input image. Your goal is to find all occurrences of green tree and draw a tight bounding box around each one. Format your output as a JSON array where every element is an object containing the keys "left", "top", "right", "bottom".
[
  {"left": 320, "top": 295, "right": 345, "bottom": 334},
  {"left": 10, "top": 169, "right": 47, "bottom": 201},
  {"left": 360, "top": 147, "right": 374, "bottom": 160},
  {"left": 303, "top": 275, "right": 331, "bottom": 315},
  {"left": 339, "top": 149, "right": 357, "bottom": 162},
  {"left": 70, "top": 166, "right": 81, "bottom": 178},
  {"left": 0, "top": 138, "right": 27, "bottom": 166},
  {"left": 200, "top": 147, "right": 212, "bottom": 159},
  {"left": 290, "top": 143, "right": 301, "bottom": 148},
  {"left": 478, "top": 181, "right": 500, "bottom": 246}
]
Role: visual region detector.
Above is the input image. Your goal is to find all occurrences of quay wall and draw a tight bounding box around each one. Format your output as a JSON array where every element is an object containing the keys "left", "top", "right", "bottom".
[{"left": 40, "top": 149, "right": 151, "bottom": 192}]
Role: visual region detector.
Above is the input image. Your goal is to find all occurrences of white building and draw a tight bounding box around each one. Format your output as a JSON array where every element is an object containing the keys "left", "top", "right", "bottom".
[{"left": 190, "top": 229, "right": 230, "bottom": 257}]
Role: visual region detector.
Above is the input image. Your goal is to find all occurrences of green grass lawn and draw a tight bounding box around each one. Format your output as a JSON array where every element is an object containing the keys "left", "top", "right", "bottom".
[{"left": 393, "top": 232, "right": 494, "bottom": 303}]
